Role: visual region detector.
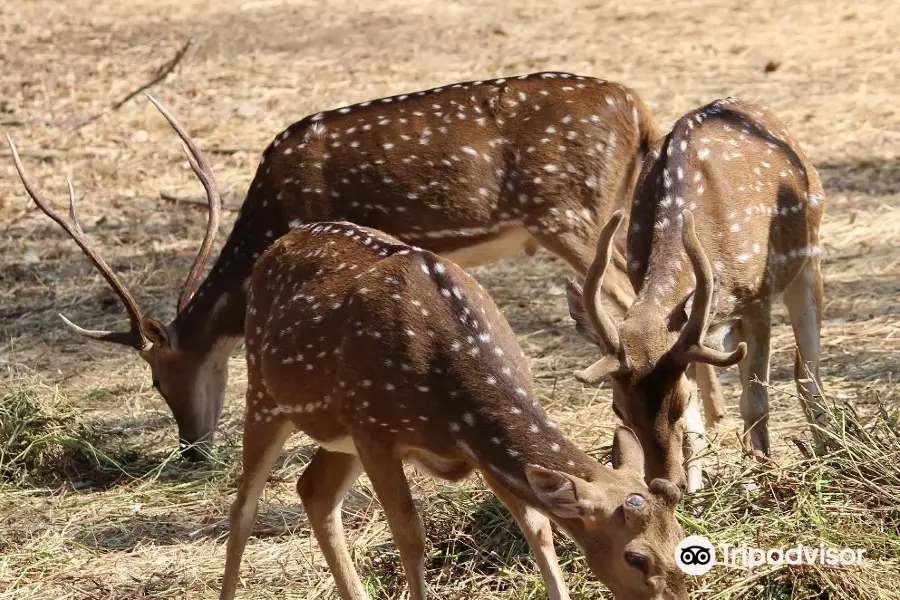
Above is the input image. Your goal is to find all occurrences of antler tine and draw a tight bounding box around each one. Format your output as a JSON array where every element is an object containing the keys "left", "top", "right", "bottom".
[
  {"left": 676, "top": 210, "right": 747, "bottom": 366},
  {"left": 582, "top": 210, "right": 624, "bottom": 354},
  {"left": 6, "top": 134, "right": 149, "bottom": 349},
  {"left": 145, "top": 93, "right": 222, "bottom": 314}
]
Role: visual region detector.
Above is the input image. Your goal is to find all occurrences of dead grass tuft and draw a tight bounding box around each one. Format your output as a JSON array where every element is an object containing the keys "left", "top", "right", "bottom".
[
  {"left": 683, "top": 394, "right": 900, "bottom": 599},
  {"left": 0, "top": 369, "right": 130, "bottom": 488}
]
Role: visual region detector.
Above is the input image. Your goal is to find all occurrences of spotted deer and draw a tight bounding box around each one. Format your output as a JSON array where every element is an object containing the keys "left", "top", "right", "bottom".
[
  {"left": 566, "top": 97, "right": 826, "bottom": 492},
  {"left": 219, "top": 220, "right": 687, "bottom": 600},
  {"left": 9, "top": 71, "right": 722, "bottom": 457}
]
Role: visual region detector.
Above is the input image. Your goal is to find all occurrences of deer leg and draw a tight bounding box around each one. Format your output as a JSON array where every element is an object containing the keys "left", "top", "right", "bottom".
[
  {"left": 219, "top": 415, "right": 294, "bottom": 600},
  {"left": 733, "top": 312, "right": 772, "bottom": 459},
  {"left": 529, "top": 229, "right": 635, "bottom": 317},
  {"left": 783, "top": 259, "right": 826, "bottom": 453},
  {"left": 482, "top": 472, "right": 570, "bottom": 600},
  {"left": 695, "top": 363, "right": 727, "bottom": 429},
  {"left": 356, "top": 447, "right": 428, "bottom": 600},
  {"left": 682, "top": 386, "right": 707, "bottom": 493},
  {"left": 296, "top": 448, "right": 367, "bottom": 600}
]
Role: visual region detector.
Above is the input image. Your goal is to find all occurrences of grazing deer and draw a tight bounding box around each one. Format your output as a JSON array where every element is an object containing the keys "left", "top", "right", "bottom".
[
  {"left": 567, "top": 97, "right": 826, "bottom": 492},
  {"left": 219, "top": 220, "right": 687, "bottom": 600},
  {"left": 8, "top": 71, "right": 722, "bottom": 457}
]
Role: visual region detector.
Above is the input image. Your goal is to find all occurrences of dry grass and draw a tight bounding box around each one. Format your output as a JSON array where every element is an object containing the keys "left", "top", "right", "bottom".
[{"left": 1, "top": 0, "right": 899, "bottom": 598}]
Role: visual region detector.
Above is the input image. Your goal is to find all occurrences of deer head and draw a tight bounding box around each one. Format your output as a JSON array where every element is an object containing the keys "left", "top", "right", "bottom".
[
  {"left": 7, "top": 95, "right": 225, "bottom": 459},
  {"left": 567, "top": 209, "right": 746, "bottom": 488},
  {"left": 528, "top": 427, "right": 687, "bottom": 599}
]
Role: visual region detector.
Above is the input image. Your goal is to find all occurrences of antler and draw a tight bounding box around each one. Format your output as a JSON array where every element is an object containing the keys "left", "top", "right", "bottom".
[
  {"left": 6, "top": 134, "right": 150, "bottom": 349},
  {"left": 145, "top": 93, "right": 222, "bottom": 313},
  {"left": 581, "top": 210, "right": 625, "bottom": 355},
  {"left": 675, "top": 210, "right": 747, "bottom": 366}
]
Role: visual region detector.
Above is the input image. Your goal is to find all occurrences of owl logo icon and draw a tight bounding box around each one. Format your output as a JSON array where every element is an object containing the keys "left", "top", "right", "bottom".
[{"left": 675, "top": 535, "right": 716, "bottom": 575}]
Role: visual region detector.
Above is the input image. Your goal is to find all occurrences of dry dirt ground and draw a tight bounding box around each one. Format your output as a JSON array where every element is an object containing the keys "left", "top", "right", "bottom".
[{"left": 1, "top": 0, "right": 898, "bottom": 598}]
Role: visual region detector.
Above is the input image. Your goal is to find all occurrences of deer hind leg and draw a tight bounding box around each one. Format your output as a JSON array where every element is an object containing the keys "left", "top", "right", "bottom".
[
  {"left": 355, "top": 445, "right": 428, "bottom": 600},
  {"left": 296, "top": 448, "right": 367, "bottom": 600},
  {"left": 783, "top": 258, "right": 826, "bottom": 453},
  {"left": 682, "top": 387, "right": 707, "bottom": 493},
  {"left": 482, "top": 472, "right": 570, "bottom": 600},
  {"left": 219, "top": 413, "right": 294, "bottom": 600},
  {"left": 733, "top": 311, "right": 773, "bottom": 459}
]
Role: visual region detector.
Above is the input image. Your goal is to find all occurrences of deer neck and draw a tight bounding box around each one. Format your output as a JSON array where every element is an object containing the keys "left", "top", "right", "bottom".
[
  {"left": 636, "top": 236, "right": 697, "bottom": 315},
  {"left": 475, "top": 409, "right": 605, "bottom": 506},
  {"left": 170, "top": 244, "right": 257, "bottom": 352}
]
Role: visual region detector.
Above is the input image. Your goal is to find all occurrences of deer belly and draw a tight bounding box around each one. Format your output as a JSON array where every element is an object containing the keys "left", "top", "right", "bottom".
[
  {"left": 308, "top": 434, "right": 359, "bottom": 455},
  {"left": 402, "top": 448, "right": 474, "bottom": 481},
  {"left": 439, "top": 227, "right": 536, "bottom": 268}
]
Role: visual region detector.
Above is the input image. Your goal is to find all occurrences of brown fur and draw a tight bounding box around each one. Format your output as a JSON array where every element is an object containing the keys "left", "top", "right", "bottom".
[
  {"left": 12, "top": 72, "right": 688, "bottom": 455},
  {"left": 568, "top": 97, "right": 826, "bottom": 490},
  {"left": 219, "top": 221, "right": 688, "bottom": 600}
]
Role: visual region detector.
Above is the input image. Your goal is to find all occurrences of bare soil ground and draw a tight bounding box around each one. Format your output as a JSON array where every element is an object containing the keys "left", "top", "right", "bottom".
[{"left": 1, "top": 0, "right": 898, "bottom": 598}]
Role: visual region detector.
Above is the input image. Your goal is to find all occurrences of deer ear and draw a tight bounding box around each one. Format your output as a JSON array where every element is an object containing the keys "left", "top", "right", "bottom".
[
  {"left": 666, "top": 291, "right": 693, "bottom": 333},
  {"left": 526, "top": 464, "right": 595, "bottom": 519},
  {"left": 140, "top": 317, "right": 171, "bottom": 349},
  {"left": 612, "top": 427, "right": 645, "bottom": 479},
  {"left": 683, "top": 289, "right": 696, "bottom": 322},
  {"left": 565, "top": 279, "right": 603, "bottom": 347}
]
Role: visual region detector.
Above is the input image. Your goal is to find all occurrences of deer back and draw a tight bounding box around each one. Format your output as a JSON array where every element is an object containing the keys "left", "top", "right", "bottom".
[
  {"left": 247, "top": 221, "right": 605, "bottom": 481},
  {"left": 626, "top": 97, "right": 824, "bottom": 323},
  {"left": 207, "top": 74, "right": 655, "bottom": 287}
]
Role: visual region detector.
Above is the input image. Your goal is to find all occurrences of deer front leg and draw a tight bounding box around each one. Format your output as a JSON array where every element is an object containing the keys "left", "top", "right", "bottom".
[
  {"left": 296, "top": 448, "right": 367, "bottom": 600},
  {"left": 784, "top": 259, "right": 827, "bottom": 453},
  {"left": 219, "top": 414, "right": 294, "bottom": 600},
  {"left": 482, "top": 472, "right": 571, "bottom": 600},
  {"left": 694, "top": 363, "right": 727, "bottom": 429},
  {"left": 733, "top": 312, "right": 773, "bottom": 459},
  {"left": 356, "top": 445, "right": 428, "bottom": 600},
  {"left": 682, "top": 387, "right": 707, "bottom": 493}
]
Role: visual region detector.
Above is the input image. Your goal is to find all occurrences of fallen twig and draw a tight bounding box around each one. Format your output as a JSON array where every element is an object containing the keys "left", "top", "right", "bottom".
[
  {"left": 61, "top": 38, "right": 195, "bottom": 130},
  {"left": 0, "top": 148, "right": 64, "bottom": 162},
  {"left": 160, "top": 192, "right": 241, "bottom": 211},
  {"left": 0, "top": 303, "right": 58, "bottom": 322},
  {"left": 207, "top": 146, "right": 257, "bottom": 155}
]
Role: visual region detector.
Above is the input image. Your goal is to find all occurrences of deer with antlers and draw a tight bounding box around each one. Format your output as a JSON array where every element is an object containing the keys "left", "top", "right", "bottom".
[
  {"left": 218, "top": 220, "right": 687, "bottom": 600},
  {"left": 8, "top": 71, "right": 724, "bottom": 458},
  {"left": 567, "top": 97, "right": 826, "bottom": 492}
]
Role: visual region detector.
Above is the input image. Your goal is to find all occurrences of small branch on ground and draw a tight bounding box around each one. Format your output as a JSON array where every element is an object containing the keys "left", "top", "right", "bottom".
[
  {"left": 61, "top": 38, "right": 195, "bottom": 130},
  {"left": 160, "top": 192, "right": 241, "bottom": 211},
  {"left": 208, "top": 147, "right": 257, "bottom": 155},
  {"left": 0, "top": 148, "right": 64, "bottom": 162},
  {"left": 0, "top": 303, "right": 58, "bottom": 321},
  {"left": 791, "top": 437, "right": 813, "bottom": 459}
]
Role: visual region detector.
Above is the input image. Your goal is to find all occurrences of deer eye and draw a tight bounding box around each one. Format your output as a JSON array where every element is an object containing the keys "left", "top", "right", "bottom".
[
  {"left": 624, "top": 551, "right": 646, "bottom": 569},
  {"left": 152, "top": 379, "right": 161, "bottom": 391}
]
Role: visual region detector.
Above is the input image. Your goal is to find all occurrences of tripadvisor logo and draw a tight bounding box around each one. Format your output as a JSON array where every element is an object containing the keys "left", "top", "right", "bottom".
[
  {"left": 675, "top": 535, "right": 716, "bottom": 575},
  {"left": 675, "top": 535, "right": 867, "bottom": 575}
]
